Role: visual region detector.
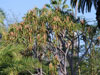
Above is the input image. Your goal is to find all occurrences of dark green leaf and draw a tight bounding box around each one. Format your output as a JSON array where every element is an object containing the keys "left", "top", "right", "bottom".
[{"left": 45, "top": 4, "right": 51, "bottom": 8}]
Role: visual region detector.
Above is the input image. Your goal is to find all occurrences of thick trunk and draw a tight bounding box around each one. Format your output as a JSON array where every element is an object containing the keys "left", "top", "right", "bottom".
[
  {"left": 40, "top": 67, "right": 42, "bottom": 75},
  {"left": 64, "top": 55, "right": 67, "bottom": 75},
  {"left": 96, "top": 1, "right": 100, "bottom": 28},
  {"left": 75, "top": 0, "right": 78, "bottom": 19},
  {"left": 70, "top": 41, "right": 74, "bottom": 75},
  {"left": 64, "top": 52, "right": 69, "bottom": 75}
]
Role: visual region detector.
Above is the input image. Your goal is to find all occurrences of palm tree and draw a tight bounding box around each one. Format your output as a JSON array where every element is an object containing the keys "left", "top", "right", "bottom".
[
  {"left": 70, "top": 0, "right": 100, "bottom": 28},
  {"left": 71, "top": 0, "right": 98, "bottom": 13}
]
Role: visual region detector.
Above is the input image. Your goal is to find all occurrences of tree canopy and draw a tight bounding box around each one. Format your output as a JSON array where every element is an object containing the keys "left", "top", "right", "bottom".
[{"left": 0, "top": 0, "right": 100, "bottom": 75}]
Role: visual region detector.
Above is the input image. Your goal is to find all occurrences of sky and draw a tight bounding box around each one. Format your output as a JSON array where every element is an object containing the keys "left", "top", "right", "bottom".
[{"left": 0, "top": 0, "right": 97, "bottom": 25}]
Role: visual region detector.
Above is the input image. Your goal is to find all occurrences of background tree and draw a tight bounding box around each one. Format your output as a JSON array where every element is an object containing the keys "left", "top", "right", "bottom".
[
  {"left": 71, "top": 0, "right": 100, "bottom": 28},
  {"left": 0, "top": 8, "right": 5, "bottom": 25}
]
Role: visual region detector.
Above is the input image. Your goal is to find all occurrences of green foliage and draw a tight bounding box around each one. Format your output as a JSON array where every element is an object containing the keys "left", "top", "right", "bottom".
[
  {"left": 0, "top": 8, "right": 5, "bottom": 25},
  {"left": 0, "top": 0, "right": 100, "bottom": 75},
  {"left": 0, "top": 43, "right": 38, "bottom": 75}
]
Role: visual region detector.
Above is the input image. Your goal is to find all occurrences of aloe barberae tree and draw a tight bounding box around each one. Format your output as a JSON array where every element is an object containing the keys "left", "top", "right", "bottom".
[
  {"left": 5, "top": 1, "right": 95, "bottom": 75},
  {"left": 0, "top": 0, "right": 100, "bottom": 75}
]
